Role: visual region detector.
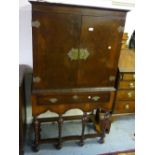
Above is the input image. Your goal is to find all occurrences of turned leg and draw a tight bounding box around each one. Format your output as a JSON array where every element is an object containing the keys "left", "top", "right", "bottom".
[
  {"left": 95, "top": 108, "right": 100, "bottom": 123},
  {"left": 79, "top": 112, "right": 87, "bottom": 146},
  {"left": 98, "top": 111, "right": 110, "bottom": 144},
  {"left": 56, "top": 114, "right": 63, "bottom": 149},
  {"left": 32, "top": 117, "right": 40, "bottom": 152}
]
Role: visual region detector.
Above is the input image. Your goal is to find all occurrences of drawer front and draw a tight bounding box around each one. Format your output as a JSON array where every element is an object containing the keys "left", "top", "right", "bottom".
[
  {"left": 37, "top": 92, "right": 111, "bottom": 105},
  {"left": 119, "top": 81, "right": 135, "bottom": 89},
  {"left": 120, "top": 73, "right": 135, "bottom": 81},
  {"left": 116, "top": 90, "right": 135, "bottom": 101},
  {"left": 114, "top": 101, "right": 135, "bottom": 114}
]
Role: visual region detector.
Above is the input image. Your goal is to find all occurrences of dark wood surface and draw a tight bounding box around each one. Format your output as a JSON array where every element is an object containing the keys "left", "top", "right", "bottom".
[
  {"left": 19, "top": 65, "right": 32, "bottom": 155},
  {"left": 30, "top": 1, "right": 128, "bottom": 150},
  {"left": 19, "top": 82, "right": 25, "bottom": 155},
  {"left": 31, "top": 2, "right": 126, "bottom": 90}
]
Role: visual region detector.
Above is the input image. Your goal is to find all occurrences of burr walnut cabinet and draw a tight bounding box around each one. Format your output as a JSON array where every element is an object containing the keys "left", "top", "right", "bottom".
[{"left": 30, "top": 1, "right": 128, "bottom": 151}]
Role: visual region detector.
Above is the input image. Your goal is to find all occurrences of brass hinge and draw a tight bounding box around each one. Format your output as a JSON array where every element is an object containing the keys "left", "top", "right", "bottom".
[{"left": 32, "top": 20, "right": 40, "bottom": 28}]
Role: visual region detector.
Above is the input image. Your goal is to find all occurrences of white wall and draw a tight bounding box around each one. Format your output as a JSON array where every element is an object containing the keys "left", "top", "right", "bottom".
[
  {"left": 19, "top": 0, "right": 32, "bottom": 66},
  {"left": 19, "top": 0, "right": 135, "bottom": 67},
  {"left": 124, "top": 9, "right": 135, "bottom": 44}
]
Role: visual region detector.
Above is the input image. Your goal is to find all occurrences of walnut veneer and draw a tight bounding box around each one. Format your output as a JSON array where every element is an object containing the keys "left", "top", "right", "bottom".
[{"left": 29, "top": 1, "right": 128, "bottom": 151}]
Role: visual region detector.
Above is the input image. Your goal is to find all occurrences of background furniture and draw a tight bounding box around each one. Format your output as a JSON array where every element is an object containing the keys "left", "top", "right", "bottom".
[
  {"left": 19, "top": 65, "right": 26, "bottom": 155},
  {"left": 30, "top": 1, "right": 128, "bottom": 151},
  {"left": 19, "top": 65, "right": 32, "bottom": 155},
  {"left": 113, "top": 49, "right": 135, "bottom": 114}
]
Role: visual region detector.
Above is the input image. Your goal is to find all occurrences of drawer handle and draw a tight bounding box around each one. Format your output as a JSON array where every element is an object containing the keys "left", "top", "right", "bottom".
[
  {"left": 109, "top": 76, "right": 115, "bottom": 81},
  {"left": 72, "top": 95, "right": 78, "bottom": 100},
  {"left": 128, "top": 92, "right": 132, "bottom": 98},
  {"left": 125, "top": 104, "right": 130, "bottom": 110},
  {"left": 108, "top": 46, "right": 112, "bottom": 50},
  {"left": 88, "top": 96, "right": 91, "bottom": 99},
  {"left": 120, "top": 74, "right": 123, "bottom": 80},
  {"left": 92, "top": 96, "right": 100, "bottom": 101},
  {"left": 129, "top": 82, "right": 134, "bottom": 88},
  {"left": 88, "top": 27, "right": 94, "bottom": 31},
  {"left": 49, "top": 98, "right": 58, "bottom": 103},
  {"left": 33, "top": 76, "right": 41, "bottom": 83}
]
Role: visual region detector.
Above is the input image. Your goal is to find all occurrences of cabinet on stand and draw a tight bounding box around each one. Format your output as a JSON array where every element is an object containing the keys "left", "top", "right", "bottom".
[{"left": 29, "top": 1, "right": 128, "bottom": 151}]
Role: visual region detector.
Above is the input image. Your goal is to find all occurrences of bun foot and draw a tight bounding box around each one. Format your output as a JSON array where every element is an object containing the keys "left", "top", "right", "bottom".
[
  {"left": 98, "top": 138, "right": 104, "bottom": 144},
  {"left": 32, "top": 144, "right": 39, "bottom": 152},
  {"left": 79, "top": 140, "right": 84, "bottom": 147},
  {"left": 55, "top": 143, "right": 62, "bottom": 150}
]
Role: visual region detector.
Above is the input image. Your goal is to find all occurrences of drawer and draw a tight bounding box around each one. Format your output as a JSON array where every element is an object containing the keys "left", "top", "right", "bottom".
[
  {"left": 120, "top": 73, "right": 135, "bottom": 81},
  {"left": 37, "top": 92, "right": 111, "bottom": 105},
  {"left": 119, "top": 81, "right": 135, "bottom": 89},
  {"left": 114, "top": 101, "right": 135, "bottom": 114},
  {"left": 116, "top": 90, "right": 135, "bottom": 101}
]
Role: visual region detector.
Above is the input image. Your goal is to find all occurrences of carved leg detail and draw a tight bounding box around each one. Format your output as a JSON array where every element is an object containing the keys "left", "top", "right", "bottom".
[
  {"left": 56, "top": 114, "right": 63, "bottom": 150},
  {"left": 98, "top": 111, "right": 110, "bottom": 144},
  {"left": 32, "top": 117, "right": 40, "bottom": 152},
  {"left": 79, "top": 112, "right": 87, "bottom": 146}
]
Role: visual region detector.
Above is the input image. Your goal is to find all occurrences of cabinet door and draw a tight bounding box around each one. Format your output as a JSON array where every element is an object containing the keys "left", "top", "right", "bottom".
[
  {"left": 77, "top": 15, "right": 126, "bottom": 87},
  {"left": 32, "top": 12, "right": 81, "bottom": 89}
]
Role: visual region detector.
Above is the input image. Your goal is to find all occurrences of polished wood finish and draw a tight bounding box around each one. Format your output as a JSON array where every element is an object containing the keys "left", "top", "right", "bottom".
[
  {"left": 113, "top": 49, "right": 135, "bottom": 114},
  {"left": 114, "top": 101, "right": 135, "bottom": 113},
  {"left": 30, "top": 1, "right": 128, "bottom": 150},
  {"left": 119, "top": 81, "right": 135, "bottom": 89},
  {"left": 118, "top": 49, "right": 135, "bottom": 73},
  {"left": 116, "top": 90, "right": 135, "bottom": 101}
]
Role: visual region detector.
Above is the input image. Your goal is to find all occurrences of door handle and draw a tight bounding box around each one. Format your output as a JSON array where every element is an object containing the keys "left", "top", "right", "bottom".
[{"left": 67, "top": 48, "right": 78, "bottom": 60}]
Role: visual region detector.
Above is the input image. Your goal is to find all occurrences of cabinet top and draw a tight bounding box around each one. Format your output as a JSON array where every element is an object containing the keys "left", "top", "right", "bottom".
[{"left": 29, "top": 0, "right": 131, "bottom": 12}]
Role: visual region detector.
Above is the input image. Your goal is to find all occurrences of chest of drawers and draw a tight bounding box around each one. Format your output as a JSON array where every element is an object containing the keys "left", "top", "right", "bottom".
[
  {"left": 29, "top": 1, "right": 128, "bottom": 151},
  {"left": 113, "top": 49, "right": 135, "bottom": 114}
]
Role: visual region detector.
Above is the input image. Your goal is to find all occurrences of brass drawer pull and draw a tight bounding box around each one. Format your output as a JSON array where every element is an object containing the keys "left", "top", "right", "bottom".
[
  {"left": 129, "top": 82, "right": 134, "bottom": 88},
  {"left": 49, "top": 98, "right": 58, "bottom": 103},
  {"left": 125, "top": 104, "right": 129, "bottom": 110},
  {"left": 109, "top": 76, "right": 115, "bottom": 81},
  {"left": 92, "top": 96, "right": 100, "bottom": 101},
  {"left": 88, "top": 27, "right": 94, "bottom": 31},
  {"left": 120, "top": 74, "right": 123, "bottom": 80},
  {"left": 33, "top": 76, "right": 41, "bottom": 83},
  {"left": 108, "top": 46, "right": 112, "bottom": 50},
  {"left": 88, "top": 96, "right": 91, "bottom": 99},
  {"left": 128, "top": 92, "right": 132, "bottom": 98},
  {"left": 72, "top": 95, "right": 78, "bottom": 100}
]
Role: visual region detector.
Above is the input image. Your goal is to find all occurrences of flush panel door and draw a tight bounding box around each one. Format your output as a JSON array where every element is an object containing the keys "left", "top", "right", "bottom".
[
  {"left": 32, "top": 11, "right": 81, "bottom": 89},
  {"left": 77, "top": 14, "right": 126, "bottom": 87}
]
